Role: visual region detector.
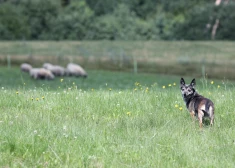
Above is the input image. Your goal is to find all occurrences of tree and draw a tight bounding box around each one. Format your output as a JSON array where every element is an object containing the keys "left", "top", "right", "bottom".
[
  {"left": 0, "top": 2, "right": 29, "bottom": 39},
  {"left": 51, "top": 0, "right": 94, "bottom": 40},
  {"left": 61, "top": 0, "right": 70, "bottom": 7},
  {"left": 21, "top": 0, "right": 59, "bottom": 39}
]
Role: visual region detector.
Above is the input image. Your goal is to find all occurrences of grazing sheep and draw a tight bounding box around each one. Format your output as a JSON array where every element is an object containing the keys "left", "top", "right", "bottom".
[
  {"left": 43, "top": 63, "right": 66, "bottom": 76},
  {"left": 29, "top": 68, "right": 55, "bottom": 80},
  {"left": 53, "top": 65, "right": 66, "bottom": 76},
  {"left": 20, "top": 63, "right": 32, "bottom": 72},
  {"left": 42, "top": 63, "right": 53, "bottom": 69},
  {"left": 66, "top": 63, "right": 87, "bottom": 78}
]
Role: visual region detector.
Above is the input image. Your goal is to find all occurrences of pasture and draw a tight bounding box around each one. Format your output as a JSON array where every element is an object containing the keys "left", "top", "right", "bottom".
[
  {"left": 0, "top": 67, "right": 235, "bottom": 167},
  {"left": 1, "top": 41, "right": 235, "bottom": 79}
]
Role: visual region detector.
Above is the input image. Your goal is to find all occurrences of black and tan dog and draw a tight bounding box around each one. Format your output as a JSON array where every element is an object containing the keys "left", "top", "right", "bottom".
[{"left": 180, "top": 78, "right": 214, "bottom": 128}]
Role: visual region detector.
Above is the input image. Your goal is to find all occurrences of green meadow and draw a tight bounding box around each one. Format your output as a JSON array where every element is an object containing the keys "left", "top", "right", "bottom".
[{"left": 0, "top": 67, "right": 235, "bottom": 167}]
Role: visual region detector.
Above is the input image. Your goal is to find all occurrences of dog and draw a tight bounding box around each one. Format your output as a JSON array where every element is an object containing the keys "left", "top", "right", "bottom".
[{"left": 180, "top": 78, "right": 214, "bottom": 128}]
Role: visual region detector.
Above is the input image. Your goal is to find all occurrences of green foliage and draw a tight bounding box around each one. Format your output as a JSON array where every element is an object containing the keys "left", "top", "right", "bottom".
[
  {"left": 121, "top": 0, "right": 157, "bottom": 19},
  {"left": 174, "top": 4, "right": 214, "bottom": 40},
  {"left": 86, "top": 0, "right": 119, "bottom": 16},
  {"left": 92, "top": 4, "right": 158, "bottom": 40},
  {"left": 0, "top": 3, "right": 29, "bottom": 40},
  {"left": 21, "top": 0, "right": 59, "bottom": 40},
  {"left": 175, "top": 2, "right": 235, "bottom": 40},
  {"left": 151, "top": 13, "right": 178, "bottom": 40},
  {"left": 215, "top": 2, "right": 235, "bottom": 40},
  {"left": 0, "top": 0, "right": 234, "bottom": 40},
  {"left": 51, "top": 0, "right": 94, "bottom": 40}
]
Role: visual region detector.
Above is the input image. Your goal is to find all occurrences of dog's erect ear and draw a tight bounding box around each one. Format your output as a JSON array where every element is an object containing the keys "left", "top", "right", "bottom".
[
  {"left": 180, "top": 78, "right": 185, "bottom": 86},
  {"left": 190, "top": 78, "right": 196, "bottom": 87}
]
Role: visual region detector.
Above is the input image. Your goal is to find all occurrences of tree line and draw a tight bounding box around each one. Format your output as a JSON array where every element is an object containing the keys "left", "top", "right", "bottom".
[{"left": 0, "top": 0, "right": 234, "bottom": 40}]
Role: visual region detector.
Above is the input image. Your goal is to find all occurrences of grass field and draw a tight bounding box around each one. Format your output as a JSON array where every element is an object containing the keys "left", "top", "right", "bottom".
[
  {"left": 1, "top": 41, "right": 235, "bottom": 79},
  {"left": 0, "top": 67, "right": 235, "bottom": 167}
]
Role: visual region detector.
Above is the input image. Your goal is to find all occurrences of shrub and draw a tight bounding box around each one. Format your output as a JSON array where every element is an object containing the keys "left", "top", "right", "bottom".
[
  {"left": 0, "top": 3, "right": 29, "bottom": 40},
  {"left": 21, "top": 0, "right": 59, "bottom": 40},
  {"left": 50, "top": 0, "right": 94, "bottom": 40},
  {"left": 92, "top": 4, "right": 156, "bottom": 40}
]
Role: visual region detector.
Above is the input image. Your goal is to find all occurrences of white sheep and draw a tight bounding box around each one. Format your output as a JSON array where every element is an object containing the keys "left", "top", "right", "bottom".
[
  {"left": 66, "top": 63, "right": 87, "bottom": 78},
  {"left": 20, "top": 63, "right": 32, "bottom": 72},
  {"left": 29, "top": 68, "right": 55, "bottom": 80},
  {"left": 42, "top": 63, "right": 53, "bottom": 69},
  {"left": 43, "top": 63, "right": 66, "bottom": 76},
  {"left": 53, "top": 65, "right": 66, "bottom": 76}
]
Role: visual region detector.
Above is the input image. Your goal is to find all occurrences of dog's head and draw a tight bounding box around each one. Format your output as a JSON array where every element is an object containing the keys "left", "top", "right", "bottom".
[{"left": 180, "top": 78, "right": 196, "bottom": 97}]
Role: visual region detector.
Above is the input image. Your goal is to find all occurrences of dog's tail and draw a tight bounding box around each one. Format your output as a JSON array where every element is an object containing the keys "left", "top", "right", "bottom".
[{"left": 202, "top": 99, "right": 214, "bottom": 117}]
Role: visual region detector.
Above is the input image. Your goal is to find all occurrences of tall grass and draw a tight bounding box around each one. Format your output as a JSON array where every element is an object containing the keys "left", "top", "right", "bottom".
[{"left": 0, "top": 68, "right": 235, "bottom": 167}]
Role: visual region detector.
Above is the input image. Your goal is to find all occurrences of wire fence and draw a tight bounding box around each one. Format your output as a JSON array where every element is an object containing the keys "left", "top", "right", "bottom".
[{"left": 1, "top": 41, "right": 235, "bottom": 79}]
